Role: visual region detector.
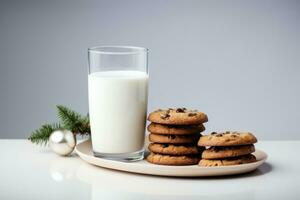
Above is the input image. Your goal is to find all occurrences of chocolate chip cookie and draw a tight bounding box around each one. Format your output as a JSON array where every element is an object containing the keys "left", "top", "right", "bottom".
[
  {"left": 198, "top": 131, "right": 257, "bottom": 147},
  {"left": 199, "top": 154, "right": 256, "bottom": 167},
  {"left": 148, "top": 108, "right": 208, "bottom": 125},
  {"left": 148, "top": 143, "right": 204, "bottom": 155},
  {"left": 149, "top": 133, "right": 200, "bottom": 144},
  {"left": 202, "top": 144, "right": 255, "bottom": 159},
  {"left": 147, "top": 152, "right": 200, "bottom": 165},
  {"left": 147, "top": 123, "right": 205, "bottom": 135}
]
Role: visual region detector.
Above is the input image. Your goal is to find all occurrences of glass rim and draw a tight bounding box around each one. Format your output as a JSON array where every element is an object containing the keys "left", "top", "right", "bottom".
[{"left": 88, "top": 45, "right": 148, "bottom": 55}]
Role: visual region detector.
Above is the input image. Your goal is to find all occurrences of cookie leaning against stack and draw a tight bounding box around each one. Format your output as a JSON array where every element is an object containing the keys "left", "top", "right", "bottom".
[
  {"left": 198, "top": 131, "right": 257, "bottom": 167},
  {"left": 146, "top": 108, "right": 208, "bottom": 165}
]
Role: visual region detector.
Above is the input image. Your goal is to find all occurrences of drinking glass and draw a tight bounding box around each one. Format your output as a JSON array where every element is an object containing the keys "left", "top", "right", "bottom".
[{"left": 88, "top": 46, "right": 148, "bottom": 162}]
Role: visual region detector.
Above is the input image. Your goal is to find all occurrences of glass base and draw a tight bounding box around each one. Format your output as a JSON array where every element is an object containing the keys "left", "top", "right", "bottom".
[{"left": 93, "top": 149, "right": 144, "bottom": 162}]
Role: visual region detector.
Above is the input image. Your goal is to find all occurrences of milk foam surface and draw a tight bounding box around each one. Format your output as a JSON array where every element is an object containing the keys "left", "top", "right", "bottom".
[{"left": 88, "top": 71, "right": 148, "bottom": 153}]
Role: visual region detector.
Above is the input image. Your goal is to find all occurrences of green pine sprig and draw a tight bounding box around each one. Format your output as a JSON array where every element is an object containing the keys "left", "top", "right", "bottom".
[
  {"left": 28, "top": 105, "right": 90, "bottom": 146},
  {"left": 56, "top": 105, "right": 90, "bottom": 134},
  {"left": 28, "top": 123, "right": 62, "bottom": 146}
]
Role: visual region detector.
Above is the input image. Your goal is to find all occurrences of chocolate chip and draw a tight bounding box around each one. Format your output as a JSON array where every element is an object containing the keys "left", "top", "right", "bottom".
[
  {"left": 188, "top": 113, "right": 197, "bottom": 117},
  {"left": 216, "top": 134, "right": 223, "bottom": 137},
  {"left": 161, "top": 144, "right": 169, "bottom": 148},
  {"left": 211, "top": 132, "right": 217, "bottom": 135},
  {"left": 160, "top": 113, "right": 170, "bottom": 119},
  {"left": 176, "top": 108, "right": 185, "bottom": 113}
]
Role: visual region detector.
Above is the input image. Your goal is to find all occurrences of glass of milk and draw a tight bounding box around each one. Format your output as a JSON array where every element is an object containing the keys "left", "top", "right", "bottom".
[{"left": 88, "top": 46, "right": 148, "bottom": 162}]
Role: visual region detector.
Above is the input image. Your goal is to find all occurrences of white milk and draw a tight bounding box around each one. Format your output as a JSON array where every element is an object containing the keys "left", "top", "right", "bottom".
[{"left": 88, "top": 71, "right": 148, "bottom": 154}]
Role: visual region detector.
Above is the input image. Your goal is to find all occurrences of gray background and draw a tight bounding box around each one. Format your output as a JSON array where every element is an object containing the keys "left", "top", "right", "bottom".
[{"left": 0, "top": 0, "right": 299, "bottom": 139}]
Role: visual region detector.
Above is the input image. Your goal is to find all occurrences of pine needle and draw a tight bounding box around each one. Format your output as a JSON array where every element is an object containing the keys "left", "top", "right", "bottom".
[
  {"left": 56, "top": 105, "right": 90, "bottom": 134},
  {"left": 28, "top": 123, "right": 62, "bottom": 145},
  {"left": 28, "top": 105, "right": 90, "bottom": 146}
]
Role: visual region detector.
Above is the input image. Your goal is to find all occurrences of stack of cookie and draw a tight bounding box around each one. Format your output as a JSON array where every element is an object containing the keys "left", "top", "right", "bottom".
[
  {"left": 198, "top": 131, "right": 257, "bottom": 167},
  {"left": 146, "top": 108, "right": 208, "bottom": 165}
]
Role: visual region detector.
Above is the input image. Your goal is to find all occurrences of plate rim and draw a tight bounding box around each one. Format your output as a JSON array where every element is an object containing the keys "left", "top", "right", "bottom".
[{"left": 75, "top": 139, "right": 268, "bottom": 177}]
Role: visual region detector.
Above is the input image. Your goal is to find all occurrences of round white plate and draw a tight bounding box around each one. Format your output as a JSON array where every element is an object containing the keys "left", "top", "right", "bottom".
[{"left": 75, "top": 140, "right": 267, "bottom": 177}]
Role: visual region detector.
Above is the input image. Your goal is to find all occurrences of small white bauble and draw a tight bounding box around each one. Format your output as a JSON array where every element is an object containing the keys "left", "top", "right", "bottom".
[{"left": 49, "top": 129, "right": 76, "bottom": 156}]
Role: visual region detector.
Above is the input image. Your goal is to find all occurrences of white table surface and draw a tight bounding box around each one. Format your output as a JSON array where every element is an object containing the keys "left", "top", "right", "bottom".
[{"left": 0, "top": 140, "right": 299, "bottom": 200}]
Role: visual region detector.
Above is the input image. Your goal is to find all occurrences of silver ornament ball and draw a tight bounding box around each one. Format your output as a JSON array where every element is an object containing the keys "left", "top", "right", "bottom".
[{"left": 49, "top": 129, "right": 76, "bottom": 156}]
